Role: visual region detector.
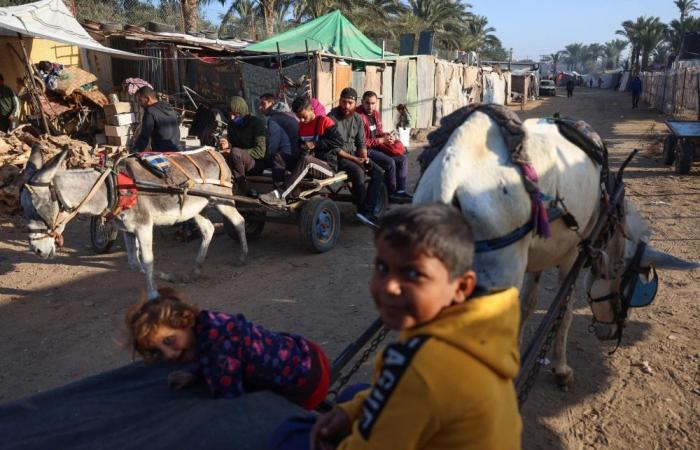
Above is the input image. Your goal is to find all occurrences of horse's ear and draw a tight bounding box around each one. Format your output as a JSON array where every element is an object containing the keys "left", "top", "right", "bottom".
[{"left": 34, "top": 149, "right": 68, "bottom": 184}]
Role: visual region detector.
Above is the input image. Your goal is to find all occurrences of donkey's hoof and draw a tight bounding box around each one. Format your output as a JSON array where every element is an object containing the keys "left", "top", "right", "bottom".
[
  {"left": 552, "top": 368, "right": 575, "bottom": 390},
  {"left": 156, "top": 271, "right": 177, "bottom": 283},
  {"left": 231, "top": 258, "right": 246, "bottom": 267}
]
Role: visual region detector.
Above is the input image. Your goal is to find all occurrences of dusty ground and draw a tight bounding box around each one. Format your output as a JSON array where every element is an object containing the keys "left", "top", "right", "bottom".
[{"left": 1, "top": 87, "right": 698, "bottom": 449}]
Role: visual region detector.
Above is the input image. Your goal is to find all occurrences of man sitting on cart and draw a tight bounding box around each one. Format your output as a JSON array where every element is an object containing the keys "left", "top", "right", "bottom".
[
  {"left": 132, "top": 86, "right": 182, "bottom": 153},
  {"left": 259, "top": 96, "right": 344, "bottom": 207},
  {"left": 220, "top": 96, "right": 283, "bottom": 197}
]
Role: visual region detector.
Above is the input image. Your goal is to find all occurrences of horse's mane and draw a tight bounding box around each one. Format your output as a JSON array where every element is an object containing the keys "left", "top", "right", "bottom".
[{"left": 417, "top": 103, "right": 530, "bottom": 172}]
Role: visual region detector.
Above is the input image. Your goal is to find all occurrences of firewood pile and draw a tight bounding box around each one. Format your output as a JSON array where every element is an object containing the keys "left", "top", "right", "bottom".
[{"left": 0, "top": 127, "right": 98, "bottom": 215}]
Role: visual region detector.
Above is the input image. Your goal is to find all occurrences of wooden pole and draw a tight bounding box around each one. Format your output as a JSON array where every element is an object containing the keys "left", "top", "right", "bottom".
[
  {"left": 305, "top": 39, "right": 313, "bottom": 98},
  {"left": 17, "top": 33, "right": 50, "bottom": 134},
  {"left": 696, "top": 72, "right": 700, "bottom": 121},
  {"left": 276, "top": 42, "right": 284, "bottom": 100}
]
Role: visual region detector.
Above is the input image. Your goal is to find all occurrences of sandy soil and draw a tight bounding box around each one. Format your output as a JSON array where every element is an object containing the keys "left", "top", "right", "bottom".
[{"left": 1, "top": 87, "right": 698, "bottom": 449}]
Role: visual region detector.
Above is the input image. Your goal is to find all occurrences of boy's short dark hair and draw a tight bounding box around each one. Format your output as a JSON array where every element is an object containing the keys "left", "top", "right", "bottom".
[
  {"left": 260, "top": 93, "right": 276, "bottom": 102},
  {"left": 136, "top": 85, "right": 156, "bottom": 99},
  {"left": 291, "top": 96, "right": 311, "bottom": 113},
  {"left": 376, "top": 203, "right": 474, "bottom": 279}
]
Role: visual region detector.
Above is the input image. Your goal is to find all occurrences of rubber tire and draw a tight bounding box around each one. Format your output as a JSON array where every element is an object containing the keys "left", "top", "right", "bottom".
[
  {"left": 299, "top": 197, "right": 341, "bottom": 253},
  {"left": 372, "top": 182, "right": 389, "bottom": 217},
  {"left": 224, "top": 212, "right": 266, "bottom": 240},
  {"left": 90, "top": 216, "right": 118, "bottom": 254},
  {"left": 662, "top": 135, "right": 676, "bottom": 165},
  {"left": 675, "top": 140, "right": 694, "bottom": 175}
]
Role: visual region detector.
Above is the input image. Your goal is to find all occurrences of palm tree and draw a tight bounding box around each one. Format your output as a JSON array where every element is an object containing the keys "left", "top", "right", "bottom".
[
  {"left": 675, "top": 0, "right": 698, "bottom": 56},
  {"left": 342, "top": 0, "right": 406, "bottom": 42},
  {"left": 462, "top": 15, "right": 500, "bottom": 58},
  {"left": 562, "top": 43, "right": 585, "bottom": 71},
  {"left": 637, "top": 16, "right": 667, "bottom": 70},
  {"left": 219, "top": 0, "right": 259, "bottom": 40},
  {"left": 668, "top": 17, "right": 700, "bottom": 55},
  {"left": 549, "top": 51, "right": 561, "bottom": 73},
  {"left": 617, "top": 17, "right": 646, "bottom": 70},
  {"left": 396, "top": 0, "right": 473, "bottom": 51},
  {"left": 604, "top": 39, "right": 627, "bottom": 69},
  {"left": 583, "top": 43, "right": 605, "bottom": 70}
]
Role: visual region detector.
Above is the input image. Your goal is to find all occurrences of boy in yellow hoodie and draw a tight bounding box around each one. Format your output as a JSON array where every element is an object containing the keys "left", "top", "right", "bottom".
[{"left": 310, "top": 203, "right": 522, "bottom": 450}]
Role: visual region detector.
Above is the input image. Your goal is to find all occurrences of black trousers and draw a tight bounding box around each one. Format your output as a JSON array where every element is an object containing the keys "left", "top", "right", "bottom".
[
  {"left": 632, "top": 93, "right": 640, "bottom": 108},
  {"left": 337, "top": 158, "right": 383, "bottom": 214}
]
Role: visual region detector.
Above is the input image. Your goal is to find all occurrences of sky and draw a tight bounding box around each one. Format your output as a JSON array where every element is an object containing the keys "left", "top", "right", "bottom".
[
  {"left": 202, "top": 0, "right": 683, "bottom": 59},
  {"left": 470, "top": 0, "right": 681, "bottom": 60}
]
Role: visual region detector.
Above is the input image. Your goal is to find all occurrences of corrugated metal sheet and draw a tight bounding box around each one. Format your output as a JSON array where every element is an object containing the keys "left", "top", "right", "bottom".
[
  {"left": 381, "top": 65, "right": 394, "bottom": 129},
  {"left": 364, "top": 66, "right": 381, "bottom": 96},
  {"left": 352, "top": 70, "right": 365, "bottom": 93},
  {"left": 416, "top": 56, "right": 435, "bottom": 128},
  {"left": 393, "top": 59, "right": 408, "bottom": 114},
  {"left": 407, "top": 59, "right": 418, "bottom": 128}
]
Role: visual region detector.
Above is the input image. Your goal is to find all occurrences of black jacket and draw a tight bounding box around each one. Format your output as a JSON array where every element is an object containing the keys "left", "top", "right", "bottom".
[{"left": 133, "top": 101, "right": 182, "bottom": 152}]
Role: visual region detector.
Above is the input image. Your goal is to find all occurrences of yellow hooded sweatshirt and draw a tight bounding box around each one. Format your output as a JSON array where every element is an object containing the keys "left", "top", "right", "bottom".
[{"left": 336, "top": 287, "right": 522, "bottom": 450}]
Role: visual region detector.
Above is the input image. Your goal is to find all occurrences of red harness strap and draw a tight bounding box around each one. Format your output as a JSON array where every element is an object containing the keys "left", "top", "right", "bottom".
[{"left": 115, "top": 172, "right": 138, "bottom": 213}]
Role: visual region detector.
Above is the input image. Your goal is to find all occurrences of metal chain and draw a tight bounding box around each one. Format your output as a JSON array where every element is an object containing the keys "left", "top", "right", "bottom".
[
  {"left": 330, "top": 327, "right": 390, "bottom": 397},
  {"left": 517, "top": 288, "right": 574, "bottom": 406}
]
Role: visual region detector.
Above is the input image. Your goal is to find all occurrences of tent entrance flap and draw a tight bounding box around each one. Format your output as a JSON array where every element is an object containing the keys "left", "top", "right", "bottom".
[{"left": 0, "top": 0, "right": 150, "bottom": 59}]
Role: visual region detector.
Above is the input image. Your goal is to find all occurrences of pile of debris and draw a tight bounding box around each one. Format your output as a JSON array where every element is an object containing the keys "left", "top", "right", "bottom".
[{"left": 0, "top": 127, "right": 98, "bottom": 215}]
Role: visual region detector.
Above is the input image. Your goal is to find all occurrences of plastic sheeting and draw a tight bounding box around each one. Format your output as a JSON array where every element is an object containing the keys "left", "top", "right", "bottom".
[
  {"left": 0, "top": 363, "right": 303, "bottom": 450},
  {"left": 416, "top": 56, "right": 436, "bottom": 129},
  {"left": 245, "top": 11, "right": 393, "bottom": 60},
  {"left": 483, "top": 72, "right": 507, "bottom": 105},
  {"left": 381, "top": 65, "right": 394, "bottom": 128},
  {"left": 0, "top": 0, "right": 148, "bottom": 59},
  {"left": 240, "top": 61, "right": 309, "bottom": 113}
]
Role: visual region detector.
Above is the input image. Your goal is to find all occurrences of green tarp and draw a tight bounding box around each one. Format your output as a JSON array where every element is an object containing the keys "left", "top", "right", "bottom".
[{"left": 246, "top": 10, "right": 393, "bottom": 60}]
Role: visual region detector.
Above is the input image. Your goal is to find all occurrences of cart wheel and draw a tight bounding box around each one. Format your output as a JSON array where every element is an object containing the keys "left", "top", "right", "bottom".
[
  {"left": 662, "top": 135, "right": 676, "bottom": 165},
  {"left": 299, "top": 197, "right": 340, "bottom": 253},
  {"left": 90, "top": 216, "right": 118, "bottom": 254},
  {"left": 372, "top": 182, "right": 389, "bottom": 217},
  {"left": 675, "top": 140, "right": 694, "bottom": 175},
  {"left": 225, "top": 212, "right": 266, "bottom": 240}
]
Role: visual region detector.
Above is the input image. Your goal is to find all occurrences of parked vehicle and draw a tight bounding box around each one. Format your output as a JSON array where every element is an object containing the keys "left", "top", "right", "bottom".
[{"left": 539, "top": 80, "right": 557, "bottom": 96}]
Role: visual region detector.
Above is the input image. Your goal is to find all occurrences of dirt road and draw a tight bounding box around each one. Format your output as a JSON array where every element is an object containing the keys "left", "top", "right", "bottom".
[{"left": 1, "top": 87, "right": 698, "bottom": 449}]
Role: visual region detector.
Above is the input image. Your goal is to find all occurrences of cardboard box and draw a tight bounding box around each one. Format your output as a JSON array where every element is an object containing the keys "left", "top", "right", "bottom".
[
  {"left": 103, "top": 102, "right": 132, "bottom": 116},
  {"left": 107, "top": 135, "right": 131, "bottom": 146},
  {"left": 108, "top": 113, "right": 137, "bottom": 126},
  {"left": 105, "top": 124, "right": 133, "bottom": 137}
]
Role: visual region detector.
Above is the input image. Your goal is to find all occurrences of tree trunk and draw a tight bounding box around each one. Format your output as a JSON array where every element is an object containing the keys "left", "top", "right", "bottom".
[
  {"left": 641, "top": 50, "right": 650, "bottom": 71},
  {"left": 260, "top": 1, "right": 275, "bottom": 38},
  {"left": 182, "top": 0, "right": 199, "bottom": 32}
]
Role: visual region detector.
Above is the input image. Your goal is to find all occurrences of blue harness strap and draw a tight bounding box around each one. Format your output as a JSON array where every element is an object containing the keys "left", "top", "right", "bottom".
[{"left": 475, "top": 207, "right": 563, "bottom": 253}]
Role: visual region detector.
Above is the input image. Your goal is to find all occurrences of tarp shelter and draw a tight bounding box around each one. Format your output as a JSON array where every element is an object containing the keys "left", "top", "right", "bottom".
[
  {"left": 0, "top": 0, "right": 147, "bottom": 59},
  {"left": 0, "top": 362, "right": 306, "bottom": 450},
  {"left": 245, "top": 10, "right": 393, "bottom": 60}
]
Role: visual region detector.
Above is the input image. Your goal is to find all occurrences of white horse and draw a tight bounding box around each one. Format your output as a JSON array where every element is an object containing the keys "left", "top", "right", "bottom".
[
  {"left": 414, "top": 107, "right": 698, "bottom": 387},
  {"left": 18, "top": 146, "right": 248, "bottom": 299}
]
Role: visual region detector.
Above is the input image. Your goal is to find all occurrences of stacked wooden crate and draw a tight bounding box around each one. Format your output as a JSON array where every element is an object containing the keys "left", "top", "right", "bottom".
[{"left": 103, "top": 102, "right": 137, "bottom": 148}]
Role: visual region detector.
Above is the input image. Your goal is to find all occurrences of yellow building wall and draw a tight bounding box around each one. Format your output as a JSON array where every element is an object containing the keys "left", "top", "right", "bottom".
[{"left": 0, "top": 37, "right": 81, "bottom": 92}]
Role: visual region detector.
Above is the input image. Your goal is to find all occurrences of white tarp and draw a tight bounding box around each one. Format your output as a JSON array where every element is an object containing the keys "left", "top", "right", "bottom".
[{"left": 0, "top": 0, "right": 148, "bottom": 59}]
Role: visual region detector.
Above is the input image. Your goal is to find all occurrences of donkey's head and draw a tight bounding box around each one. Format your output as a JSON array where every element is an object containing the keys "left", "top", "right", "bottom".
[
  {"left": 18, "top": 146, "right": 69, "bottom": 259},
  {"left": 585, "top": 201, "right": 699, "bottom": 340}
]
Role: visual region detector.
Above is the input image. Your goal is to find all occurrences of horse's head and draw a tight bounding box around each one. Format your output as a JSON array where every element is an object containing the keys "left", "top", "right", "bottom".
[
  {"left": 18, "top": 146, "right": 69, "bottom": 259},
  {"left": 585, "top": 200, "right": 699, "bottom": 340}
]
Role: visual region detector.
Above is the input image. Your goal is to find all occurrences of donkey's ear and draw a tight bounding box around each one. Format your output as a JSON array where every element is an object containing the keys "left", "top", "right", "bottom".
[
  {"left": 34, "top": 149, "right": 68, "bottom": 184},
  {"left": 15, "top": 144, "right": 44, "bottom": 187},
  {"left": 29, "top": 144, "right": 44, "bottom": 170}
]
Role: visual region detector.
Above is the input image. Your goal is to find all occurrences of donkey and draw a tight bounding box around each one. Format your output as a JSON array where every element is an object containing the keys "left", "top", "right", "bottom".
[
  {"left": 414, "top": 106, "right": 699, "bottom": 387},
  {"left": 19, "top": 145, "right": 248, "bottom": 300}
]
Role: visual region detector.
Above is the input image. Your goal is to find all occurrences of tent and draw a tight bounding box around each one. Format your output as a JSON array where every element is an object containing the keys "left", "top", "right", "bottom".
[
  {"left": 0, "top": 0, "right": 147, "bottom": 59},
  {"left": 245, "top": 10, "right": 393, "bottom": 61}
]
